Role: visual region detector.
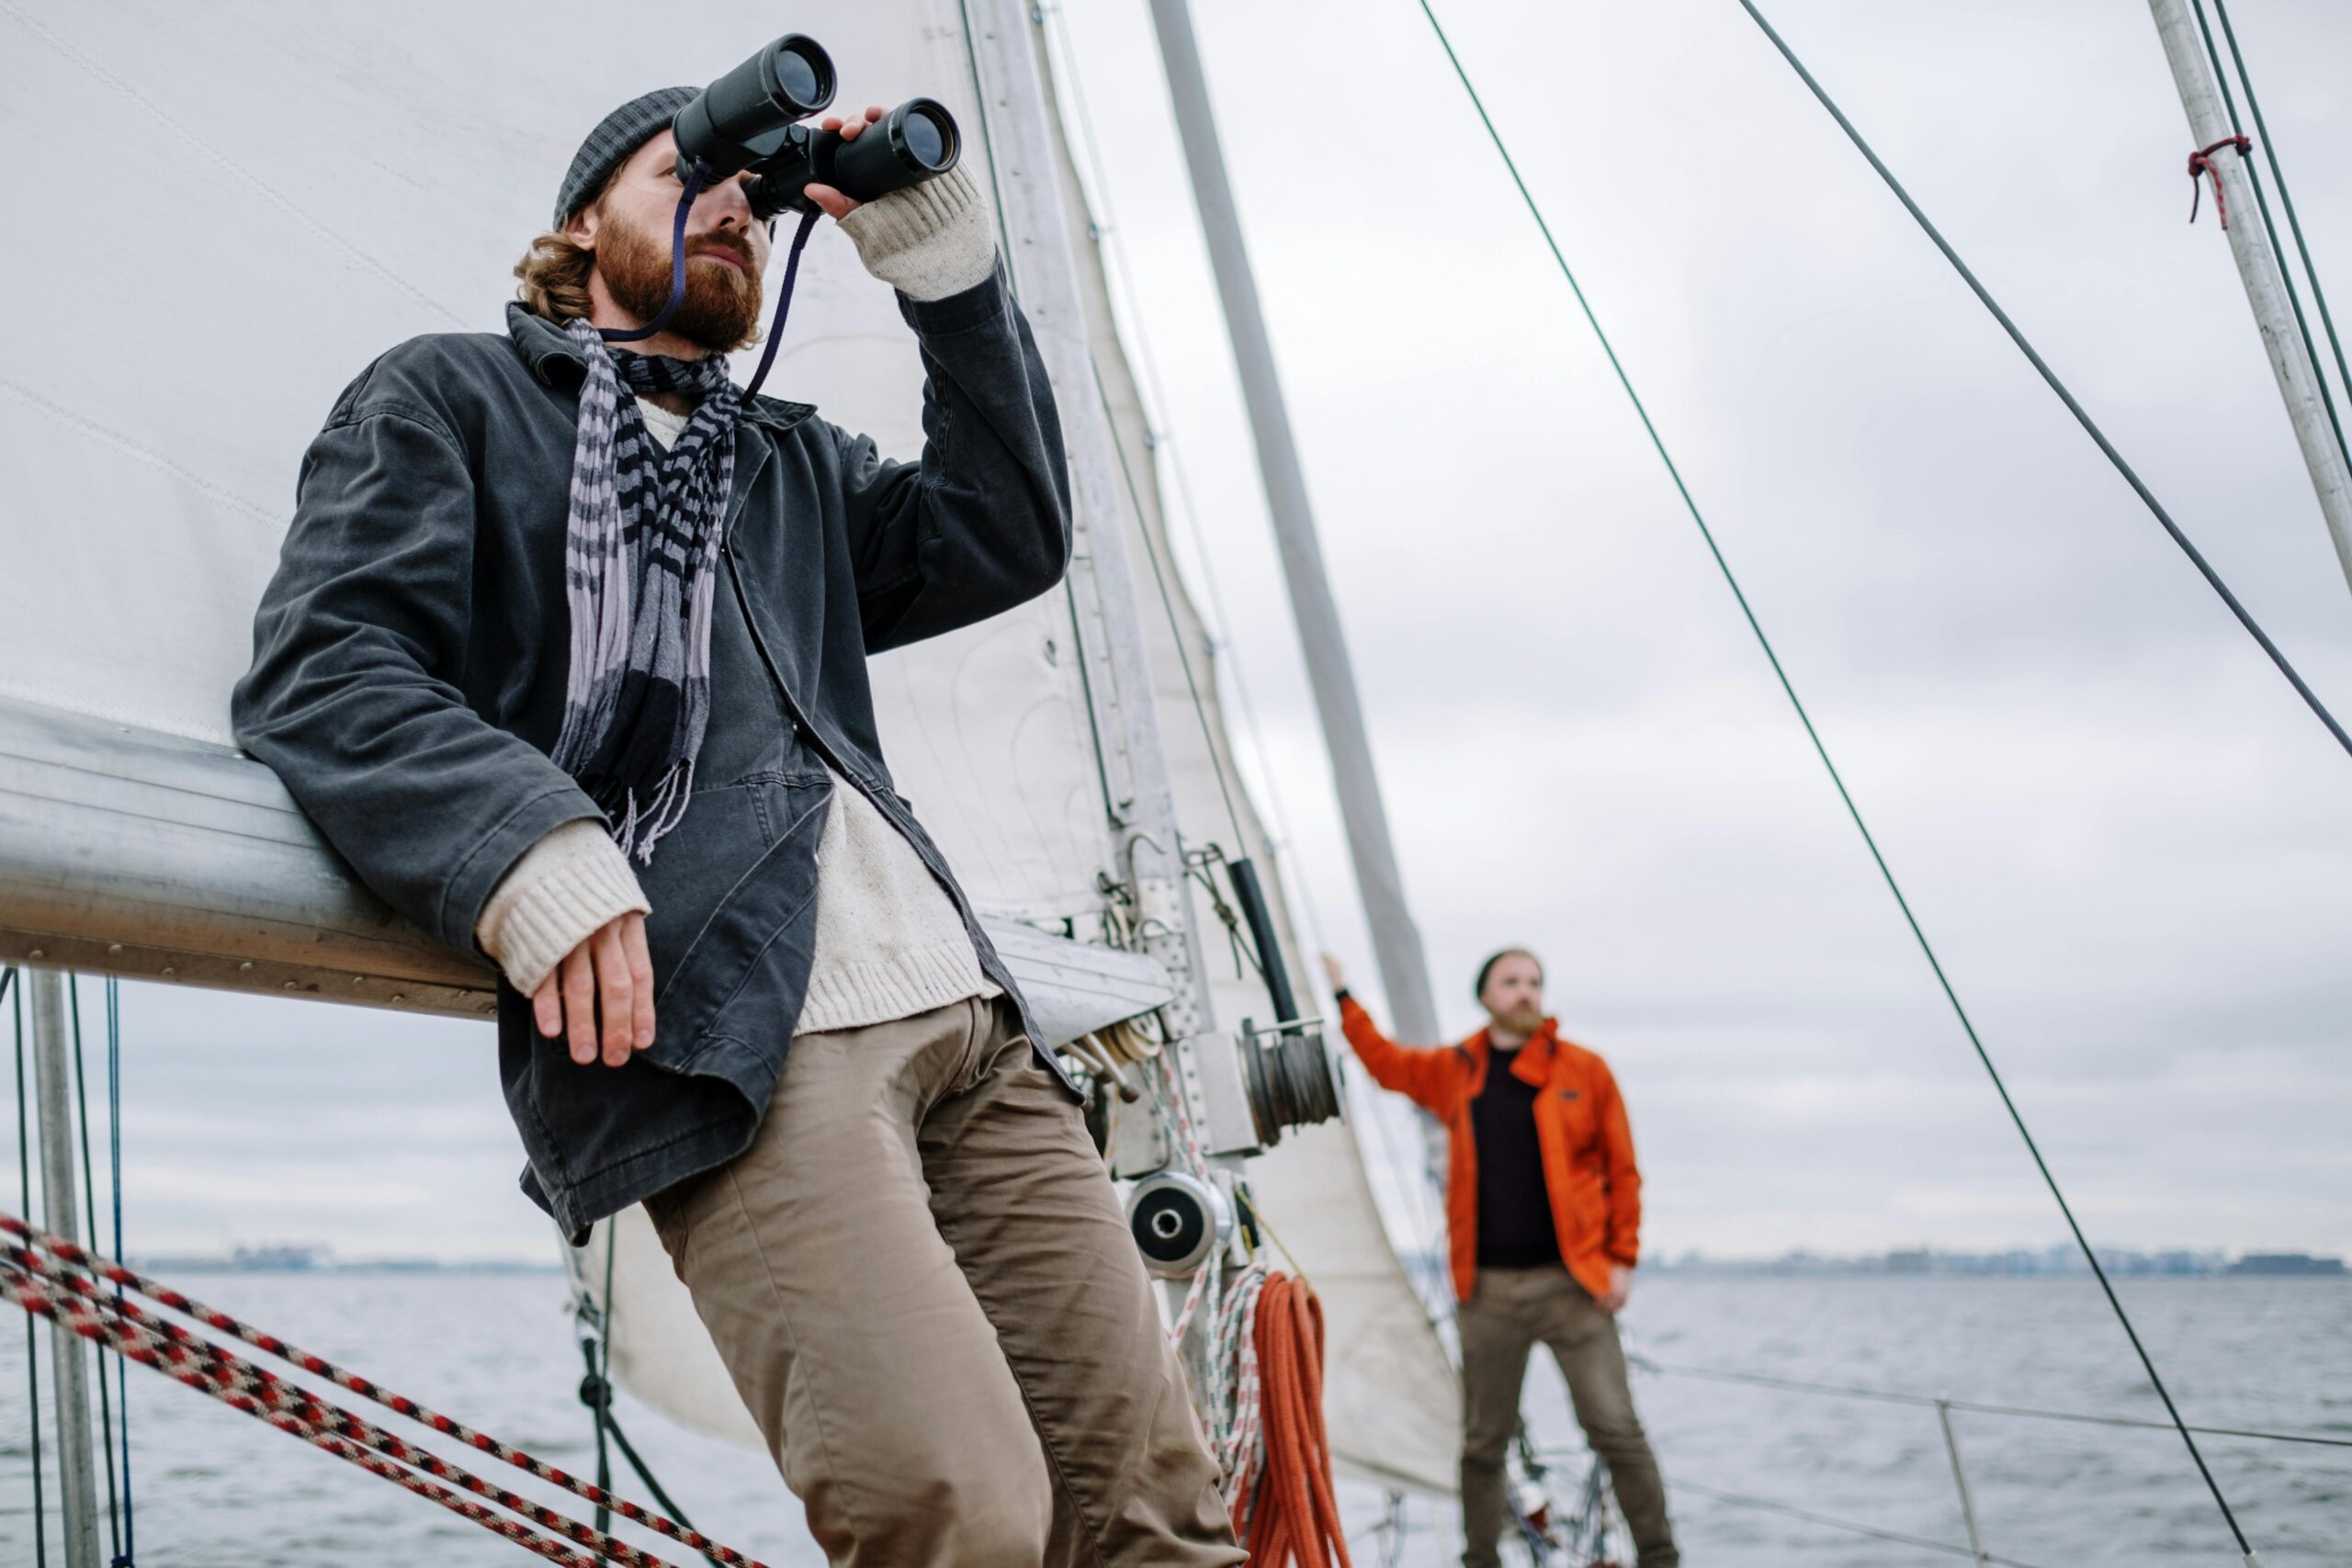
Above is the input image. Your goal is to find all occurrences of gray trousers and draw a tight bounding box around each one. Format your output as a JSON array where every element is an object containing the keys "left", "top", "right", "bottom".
[
  {"left": 1458, "top": 1264, "right": 1677, "bottom": 1568},
  {"left": 646, "top": 995, "right": 1244, "bottom": 1568}
]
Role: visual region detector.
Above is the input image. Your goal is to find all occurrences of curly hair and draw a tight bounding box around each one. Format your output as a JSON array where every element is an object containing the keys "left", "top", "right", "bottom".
[
  {"left": 514, "top": 227, "right": 597, "bottom": 324},
  {"left": 514, "top": 164, "right": 623, "bottom": 324}
]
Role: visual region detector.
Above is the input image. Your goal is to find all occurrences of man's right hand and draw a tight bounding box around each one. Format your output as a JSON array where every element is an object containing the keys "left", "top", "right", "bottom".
[
  {"left": 533, "top": 910, "right": 657, "bottom": 1067},
  {"left": 1321, "top": 953, "right": 1347, "bottom": 995}
]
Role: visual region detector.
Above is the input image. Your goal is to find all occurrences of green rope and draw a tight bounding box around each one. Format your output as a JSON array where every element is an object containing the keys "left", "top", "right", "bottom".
[
  {"left": 592, "top": 1217, "right": 617, "bottom": 1560},
  {"left": 1413, "top": 0, "right": 2256, "bottom": 1554}
]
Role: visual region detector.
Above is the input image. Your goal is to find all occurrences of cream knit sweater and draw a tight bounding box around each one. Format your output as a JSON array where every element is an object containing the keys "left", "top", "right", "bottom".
[{"left": 475, "top": 168, "right": 1001, "bottom": 1029}]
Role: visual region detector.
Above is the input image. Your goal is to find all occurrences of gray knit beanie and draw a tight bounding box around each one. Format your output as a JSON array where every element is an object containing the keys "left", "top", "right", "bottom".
[{"left": 552, "top": 86, "right": 698, "bottom": 228}]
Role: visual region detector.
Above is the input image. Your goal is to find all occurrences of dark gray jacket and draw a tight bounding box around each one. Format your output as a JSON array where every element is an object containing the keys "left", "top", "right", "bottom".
[{"left": 232, "top": 266, "right": 1075, "bottom": 1239}]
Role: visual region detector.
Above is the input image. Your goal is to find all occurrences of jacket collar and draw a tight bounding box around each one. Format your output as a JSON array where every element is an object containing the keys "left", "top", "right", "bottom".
[
  {"left": 1464, "top": 1016, "right": 1563, "bottom": 1089},
  {"left": 503, "top": 303, "right": 819, "bottom": 434}
]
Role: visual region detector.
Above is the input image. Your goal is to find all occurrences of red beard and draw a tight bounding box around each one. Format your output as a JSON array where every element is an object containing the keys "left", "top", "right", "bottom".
[
  {"left": 1493, "top": 1002, "right": 1543, "bottom": 1035},
  {"left": 597, "top": 213, "right": 763, "bottom": 354}
]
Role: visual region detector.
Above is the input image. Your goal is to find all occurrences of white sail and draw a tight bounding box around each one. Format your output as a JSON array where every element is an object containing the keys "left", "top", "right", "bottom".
[
  {"left": 1, "top": 0, "right": 1455, "bottom": 1504},
  {"left": 1028, "top": 28, "right": 1462, "bottom": 1494},
  {"left": 0, "top": 1, "right": 1110, "bottom": 926}
]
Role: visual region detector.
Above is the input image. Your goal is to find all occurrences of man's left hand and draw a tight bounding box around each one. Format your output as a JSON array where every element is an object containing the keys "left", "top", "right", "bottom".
[
  {"left": 1597, "top": 1263, "right": 1634, "bottom": 1314},
  {"left": 800, "top": 107, "right": 888, "bottom": 221}
]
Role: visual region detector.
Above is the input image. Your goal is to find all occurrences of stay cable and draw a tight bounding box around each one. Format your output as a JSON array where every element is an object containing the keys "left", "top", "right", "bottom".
[
  {"left": 1414, "top": 0, "right": 2264, "bottom": 1556},
  {"left": 1734, "top": 0, "right": 2351, "bottom": 766}
]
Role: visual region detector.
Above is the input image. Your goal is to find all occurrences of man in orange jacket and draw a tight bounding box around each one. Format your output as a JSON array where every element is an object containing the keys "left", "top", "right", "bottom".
[{"left": 1324, "top": 948, "right": 1676, "bottom": 1568}]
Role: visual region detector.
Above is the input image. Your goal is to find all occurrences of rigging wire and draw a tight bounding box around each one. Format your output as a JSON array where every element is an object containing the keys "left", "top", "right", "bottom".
[
  {"left": 1731, "top": 0, "right": 2352, "bottom": 764},
  {"left": 66, "top": 979, "right": 122, "bottom": 1562},
  {"left": 1415, "top": 0, "right": 2262, "bottom": 1554},
  {"left": 592, "top": 1221, "right": 618, "bottom": 1546},
  {"left": 1668, "top": 1477, "right": 2052, "bottom": 1568},
  {"left": 1087, "top": 358, "right": 1252, "bottom": 851},
  {"left": 2201, "top": 0, "right": 2352, "bottom": 437},
  {"left": 571, "top": 1225, "right": 709, "bottom": 1565},
  {"left": 1633, "top": 1355, "right": 2352, "bottom": 1450},
  {"left": 2187, "top": 0, "right": 2352, "bottom": 481},
  {"left": 104, "top": 976, "right": 132, "bottom": 1567},
  {"left": 8, "top": 967, "right": 45, "bottom": 1568}
]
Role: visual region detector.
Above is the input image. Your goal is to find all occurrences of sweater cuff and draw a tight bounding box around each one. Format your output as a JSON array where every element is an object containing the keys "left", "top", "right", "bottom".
[
  {"left": 838, "top": 164, "right": 998, "bottom": 302},
  {"left": 474, "top": 819, "right": 650, "bottom": 996}
]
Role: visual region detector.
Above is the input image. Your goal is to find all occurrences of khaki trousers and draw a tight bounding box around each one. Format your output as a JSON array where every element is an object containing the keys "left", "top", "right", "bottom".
[
  {"left": 645, "top": 995, "right": 1244, "bottom": 1568},
  {"left": 1458, "top": 1265, "right": 1678, "bottom": 1568}
]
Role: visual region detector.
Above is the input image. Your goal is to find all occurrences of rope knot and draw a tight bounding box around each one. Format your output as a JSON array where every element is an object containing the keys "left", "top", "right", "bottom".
[{"left": 2187, "top": 134, "right": 2254, "bottom": 229}]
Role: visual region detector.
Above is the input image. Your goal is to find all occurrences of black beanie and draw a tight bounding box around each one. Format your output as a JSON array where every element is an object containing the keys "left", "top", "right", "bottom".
[
  {"left": 1473, "top": 948, "right": 1540, "bottom": 1002},
  {"left": 552, "top": 86, "right": 699, "bottom": 228}
]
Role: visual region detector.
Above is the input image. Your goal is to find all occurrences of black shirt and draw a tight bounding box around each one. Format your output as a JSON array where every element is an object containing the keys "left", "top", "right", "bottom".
[{"left": 1471, "top": 1044, "right": 1561, "bottom": 1268}]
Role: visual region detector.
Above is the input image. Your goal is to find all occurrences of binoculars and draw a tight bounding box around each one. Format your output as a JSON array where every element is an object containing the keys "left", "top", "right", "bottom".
[{"left": 673, "top": 35, "right": 962, "bottom": 220}]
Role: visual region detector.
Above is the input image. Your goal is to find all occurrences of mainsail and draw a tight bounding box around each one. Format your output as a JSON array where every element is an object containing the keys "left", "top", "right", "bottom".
[{"left": 0, "top": 0, "right": 1454, "bottom": 1506}]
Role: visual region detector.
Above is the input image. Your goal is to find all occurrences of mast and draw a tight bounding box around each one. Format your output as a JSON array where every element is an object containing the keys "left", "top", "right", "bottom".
[
  {"left": 2148, "top": 0, "right": 2352, "bottom": 594},
  {"left": 964, "top": 0, "right": 1218, "bottom": 1055},
  {"left": 1145, "top": 0, "right": 1443, "bottom": 1048},
  {"left": 27, "top": 966, "right": 103, "bottom": 1568}
]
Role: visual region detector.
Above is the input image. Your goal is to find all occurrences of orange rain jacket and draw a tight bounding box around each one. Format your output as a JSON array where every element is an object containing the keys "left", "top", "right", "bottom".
[{"left": 1339, "top": 995, "right": 1642, "bottom": 1303}]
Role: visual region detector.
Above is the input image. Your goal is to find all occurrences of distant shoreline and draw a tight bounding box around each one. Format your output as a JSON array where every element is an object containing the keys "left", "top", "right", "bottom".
[
  {"left": 130, "top": 1258, "right": 564, "bottom": 1277},
  {"left": 152, "top": 1259, "right": 2352, "bottom": 1279},
  {"left": 1394, "top": 1246, "right": 2349, "bottom": 1280},
  {"left": 1646, "top": 1248, "right": 2347, "bottom": 1280}
]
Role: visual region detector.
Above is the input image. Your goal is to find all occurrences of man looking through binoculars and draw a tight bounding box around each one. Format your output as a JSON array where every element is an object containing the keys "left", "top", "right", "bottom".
[{"left": 234, "top": 77, "right": 1242, "bottom": 1568}]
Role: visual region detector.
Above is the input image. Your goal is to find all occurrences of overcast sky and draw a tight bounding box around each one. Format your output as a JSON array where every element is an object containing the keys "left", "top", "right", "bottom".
[{"left": 10, "top": 0, "right": 2348, "bottom": 1265}]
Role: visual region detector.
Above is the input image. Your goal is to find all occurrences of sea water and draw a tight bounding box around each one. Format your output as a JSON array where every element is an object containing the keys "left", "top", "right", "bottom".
[{"left": 0, "top": 1273, "right": 2343, "bottom": 1565}]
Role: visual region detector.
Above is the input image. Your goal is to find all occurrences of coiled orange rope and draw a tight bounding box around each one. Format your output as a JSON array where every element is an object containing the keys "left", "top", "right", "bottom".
[{"left": 1243, "top": 1273, "right": 1350, "bottom": 1568}]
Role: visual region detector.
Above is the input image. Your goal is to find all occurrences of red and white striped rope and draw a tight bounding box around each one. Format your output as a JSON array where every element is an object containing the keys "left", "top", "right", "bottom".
[
  {"left": 1152, "top": 1051, "right": 1215, "bottom": 1181},
  {"left": 2, "top": 1263, "right": 605, "bottom": 1567},
  {"left": 1152, "top": 1052, "right": 1228, "bottom": 1350},
  {"left": 1170, "top": 1241, "right": 1221, "bottom": 1348},
  {"left": 0, "top": 1213, "right": 764, "bottom": 1567},
  {"left": 1208, "top": 1262, "right": 1271, "bottom": 1526}
]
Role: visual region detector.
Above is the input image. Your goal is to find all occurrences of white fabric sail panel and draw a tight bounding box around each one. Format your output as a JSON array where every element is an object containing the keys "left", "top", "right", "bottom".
[
  {"left": 1026, "top": 33, "right": 1463, "bottom": 1495},
  {"left": 0, "top": 0, "right": 1113, "bottom": 923}
]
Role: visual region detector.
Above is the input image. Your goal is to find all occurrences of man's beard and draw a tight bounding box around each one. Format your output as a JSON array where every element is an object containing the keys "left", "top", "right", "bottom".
[
  {"left": 597, "top": 211, "right": 763, "bottom": 354},
  {"left": 1493, "top": 1001, "right": 1543, "bottom": 1035}
]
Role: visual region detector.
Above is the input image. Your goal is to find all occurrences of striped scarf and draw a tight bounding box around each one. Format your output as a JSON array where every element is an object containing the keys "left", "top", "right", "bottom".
[{"left": 552, "top": 319, "right": 742, "bottom": 863}]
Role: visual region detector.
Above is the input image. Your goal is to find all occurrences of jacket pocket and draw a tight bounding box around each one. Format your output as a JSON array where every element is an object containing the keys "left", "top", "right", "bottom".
[{"left": 647, "top": 776, "right": 833, "bottom": 1062}]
